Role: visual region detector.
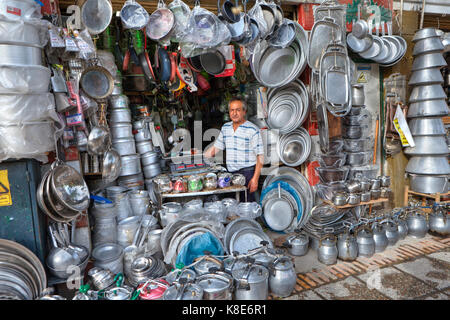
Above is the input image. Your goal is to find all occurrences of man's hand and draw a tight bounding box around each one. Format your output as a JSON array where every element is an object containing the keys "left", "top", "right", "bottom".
[{"left": 248, "top": 176, "right": 259, "bottom": 193}]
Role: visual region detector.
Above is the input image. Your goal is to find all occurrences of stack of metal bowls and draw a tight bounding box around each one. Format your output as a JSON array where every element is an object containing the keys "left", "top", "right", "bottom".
[
  {"left": 0, "top": 239, "right": 47, "bottom": 300},
  {"left": 127, "top": 255, "right": 166, "bottom": 287},
  {"left": 405, "top": 28, "right": 449, "bottom": 194},
  {"left": 109, "top": 94, "right": 141, "bottom": 180},
  {"left": 0, "top": 4, "right": 56, "bottom": 161},
  {"left": 92, "top": 242, "right": 124, "bottom": 275}
]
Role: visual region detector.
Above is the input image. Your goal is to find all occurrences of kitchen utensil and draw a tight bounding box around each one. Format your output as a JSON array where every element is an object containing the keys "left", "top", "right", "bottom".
[
  {"left": 81, "top": 0, "right": 113, "bottom": 35},
  {"left": 407, "top": 210, "right": 429, "bottom": 238},
  {"left": 268, "top": 256, "right": 296, "bottom": 298},
  {"left": 356, "top": 227, "right": 375, "bottom": 258},
  {"left": 372, "top": 223, "right": 388, "bottom": 253},
  {"left": 318, "top": 233, "right": 338, "bottom": 265},
  {"left": 120, "top": 0, "right": 150, "bottom": 30},
  {"left": 80, "top": 66, "right": 114, "bottom": 100}
]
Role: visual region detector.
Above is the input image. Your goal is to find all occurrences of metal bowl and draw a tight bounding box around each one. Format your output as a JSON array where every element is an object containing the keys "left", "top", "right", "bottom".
[
  {"left": 408, "top": 117, "right": 446, "bottom": 136},
  {"left": 318, "top": 153, "right": 347, "bottom": 168},
  {"left": 407, "top": 99, "right": 449, "bottom": 118},
  {"left": 408, "top": 174, "right": 449, "bottom": 194},
  {"left": 408, "top": 67, "right": 444, "bottom": 86},
  {"left": 404, "top": 136, "right": 449, "bottom": 155},
  {"left": 316, "top": 167, "right": 349, "bottom": 183},
  {"left": 92, "top": 243, "right": 123, "bottom": 263},
  {"left": 409, "top": 84, "right": 446, "bottom": 103},
  {"left": 412, "top": 28, "right": 440, "bottom": 42},
  {"left": 405, "top": 156, "right": 450, "bottom": 175},
  {"left": 46, "top": 254, "right": 89, "bottom": 279},
  {"left": 413, "top": 36, "right": 444, "bottom": 56},
  {"left": 411, "top": 52, "right": 447, "bottom": 71}
]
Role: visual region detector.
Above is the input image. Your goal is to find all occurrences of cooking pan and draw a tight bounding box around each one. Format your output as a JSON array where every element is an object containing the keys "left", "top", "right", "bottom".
[
  {"left": 228, "top": 13, "right": 247, "bottom": 42},
  {"left": 413, "top": 36, "right": 444, "bottom": 56},
  {"left": 200, "top": 51, "right": 226, "bottom": 75},
  {"left": 188, "top": 56, "right": 203, "bottom": 72},
  {"left": 120, "top": 0, "right": 150, "bottom": 30},
  {"left": 139, "top": 52, "right": 156, "bottom": 84},
  {"left": 269, "top": 19, "right": 296, "bottom": 49},
  {"left": 80, "top": 66, "right": 114, "bottom": 100},
  {"left": 259, "top": 0, "right": 276, "bottom": 37},
  {"left": 146, "top": 0, "right": 175, "bottom": 41},
  {"left": 81, "top": 0, "right": 113, "bottom": 35},
  {"left": 411, "top": 52, "right": 447, "bottom": 71},
  {"left": 406, "top": 156, "right": 450, "bottom": 175},
  {"left": 407, "top": 99, "right": 449, "bottom": 118},
  {"left": 157, "top": 47, "right": 172, "bottom": 82},
  {"left": 408, "top": 68, "right": 444, "bottom": 86},
  {"left": 217, "top": 0, "right": 240, "bottom": 23}
]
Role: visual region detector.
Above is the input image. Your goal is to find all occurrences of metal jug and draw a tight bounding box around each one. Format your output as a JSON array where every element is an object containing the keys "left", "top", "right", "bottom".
[
  {"left": 232, "top": 262, "right": 269, "bottom": 300},
  {"left": 429, "top": 205, "right": 450, "bottom": 236},
  {"left": 372, "top": 223, "right": 389, "bottom": 253},
  {"left": 395, "top": 215, "right": 408, "bottom": 239},
  {"left": 382, "top": 219, "right": 399, "bottom": 246},
  {"left": 337, "top": 229, "right": 358, "bottom": 261},
  {"left": 407, "top": 210, "right": 429, "bottom": 238},
  {"left": 356, "top": 227, "right": 375, "bottom": 258},
  {"left": 318, "top": 233, "right": 338, "bottom": 265},
  {"left": 268, "top": 256, "right": 297, "bottom": 298}
]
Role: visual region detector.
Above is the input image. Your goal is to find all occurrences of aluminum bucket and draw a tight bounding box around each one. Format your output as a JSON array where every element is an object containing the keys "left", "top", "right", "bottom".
[
  {"left": 110, "top": 108, "right": 132, "bottom": 123},
  {"left": 110, "top": 122, "right": 133, "bottom": 140},
  {"left": 117, "top": 216, "right": 140, "bottom": 248},
  {"left": 120, "top": 154, "right": 142, "bottom": 177},
  {"left": 143, "top": 163, "right": 161, "bottom": 179},
  {"left": 128, "top": 190, "right": 150, "bottom": 216},
  {"left": 112, "top": 137, "right": 136, "bottom": 156}
]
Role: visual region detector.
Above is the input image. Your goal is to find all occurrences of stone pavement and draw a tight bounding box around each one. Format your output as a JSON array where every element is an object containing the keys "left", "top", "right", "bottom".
[{"left": 281, "top": 244, "right": 450, "bottom": 300}]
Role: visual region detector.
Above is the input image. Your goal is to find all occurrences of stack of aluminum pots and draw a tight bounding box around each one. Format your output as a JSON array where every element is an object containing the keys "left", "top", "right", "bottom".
[
  {"left": 0, "top": 2, "right": 58, "bottom": 161},
  {"left": 405, "top": 28, "right": 450, "bottom": 194},
  {"left": 109, "top": 93, "right": 142, "bottom": 184},
  {"left": 133, "top": 118, "right": 161, "bottom": 184}
]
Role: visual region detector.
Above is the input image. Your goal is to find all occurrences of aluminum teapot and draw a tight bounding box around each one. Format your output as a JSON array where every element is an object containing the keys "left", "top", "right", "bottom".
[
  {"left": 394, "top": 213, "right": 408, "bottom": 239},
  {"left": 268, "top": 256, "right": 296, "bottom": 298},
  {"left": 337, "top": 225, "right": 358, "bottom": 261},
  {"left": 318, "top": 231, "right": 338, "bottom": 265},
  {"left": 406, "top": 209, "right": 429, "bottom": 238},
  {"left": 429, "top": 205, "right": 450, "bottom": 236},
  {"left": 372, "top": 222, "right": 389, "bottom": 253},
  {"left": 356, "top": 227, "right": 375, "bottom": 258},
  {"left": 382, "top": 219, "right": 399, "bottom": 246}
]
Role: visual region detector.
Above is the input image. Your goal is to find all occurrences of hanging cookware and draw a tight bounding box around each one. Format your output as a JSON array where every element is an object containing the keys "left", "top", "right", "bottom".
[
  {"left": 268, "top": 256, "right": 296, "bottom": 298},
  {"left": 146, "top": 0, "right": 175, "bottom": 41},
  {"left": 81, "top": 0, "right": 113, "bottom": 35},
  {"left": 356, "top": 227, "right": 375, "bottom": 258},
  {"left": 168, "top": 0, "right": 191, "bottom": 42},
  {"left": 200, "top": 50, "right": 226, "bottom": 75},
  {"left": 156, "top": 47, "right": 172, "bottom": 82},
  {"left": 217, "top": 0, "right": 240, "bottom": 23},
  {"left": 232, "top": 263, "right": 269, "bottom": 300},
  {"left": 120, "top": 0, "right": 150, "bottom": 30},
  {"left": 406, "top": 210, "right": 429, "bottom": 238},
  {"left": 80, "top": 66, "right": 114, "bottom": 100},
  {"left": 139, "top": 51, "right": 156, "bottom": 84}
]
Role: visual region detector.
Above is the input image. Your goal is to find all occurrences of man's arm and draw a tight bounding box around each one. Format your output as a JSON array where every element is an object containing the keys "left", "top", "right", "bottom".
[
  {"left": 204, "top": 145, "right": 219, "bottom": 159},
  {"left": 248, "top": 154, "right": 264, "bottom": 193}
]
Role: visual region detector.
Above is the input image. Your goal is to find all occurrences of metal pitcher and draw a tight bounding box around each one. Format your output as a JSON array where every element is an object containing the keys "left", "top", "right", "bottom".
[
  {"left": 318, "top": 233, "right": 338, "bottom": 265},
  {"left": 356, "top": 227, "right": 375, "bottom": 258},
  {"left": 372, "top": 222, "right": 389, "bottom": 253},
  {"left": 406, "top": 209, "right": 429, "bottom": 238}
]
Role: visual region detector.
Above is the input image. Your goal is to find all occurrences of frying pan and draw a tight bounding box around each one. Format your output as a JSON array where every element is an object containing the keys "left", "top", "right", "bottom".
[
  {"left": 146, "top": 0, "right": 175, "bottom": 41},
  {"left": 120, "top": 0, "right": 150, "bottom": 30},
  {"left": 139, "top": 30, "right": 156, "bottom": 83},
  {"left": 188, "top": 56, "right": 203, "bottom": 72},
  {"left": 218, "top": 0, "right": 240, "bottom": 23},
  {"left": 200, "top": 51, "right": 226, "bottom": 75},
  {"left": 80, "top": 66, "right": 114, "bottom": 100},
  {"left": 157, "top": 47, "right": 172, "bottom": 82}
]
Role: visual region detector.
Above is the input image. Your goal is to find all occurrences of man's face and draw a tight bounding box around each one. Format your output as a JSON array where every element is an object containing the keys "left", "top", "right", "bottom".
[{"left": 229, "top": 100, "right": 246, "bottom": 123}]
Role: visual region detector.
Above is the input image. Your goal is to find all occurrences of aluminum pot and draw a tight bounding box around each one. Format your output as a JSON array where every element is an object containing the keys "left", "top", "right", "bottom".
[
  {"left": 233, "top": 264, "right": 269, "bottom": 300},
  {"left": 356, "top": 228, "right": 375, "bottom": 258},
  {"left": 407, "top": 99, "right": 449, "bottom": 118},
  {"left": 117, "top": 216, "right": 140, "bottom": 247},
  {"left": 92, "top": 243, "right": 124, "bottom": 274},
  {"left": 370, "top": 178, "right": 381, "bottom": 190},
  {"left": 0, "top": 18, "right": 46, "bottom": 47},
  {"left": 351, "top": 84, "right": 365, "bottom": 106},
  {"left": 141, "top": 151, "right": 159, "bottom": 166},
  {"left": 337, "top": 232, "right": 358, "bottom": 261},
  {"left": 406, "top": 156, "right": 450, "bottom": 176},
  {"left": 134, "top": 127, "right": 152, "bottom": 142},
  {"left": 268, "top": 257, "right": 296, "bottom": 298},
  {"left": 163, "top": 283, "right": 204, "bottom": 300},
  {"left": 371, "top": 189, "right": 381, "bottom": 200},
  {"left": 372, "top": 223, "right": 389, "bottom": 253},
  {"left": 285, "top": 233, "right": 309, "bottom": 256},
  {"left": 91, "top": 202, "right": 117, "bottom": 220},
  {"left": 118, "top": 173, "right": 145, "bottom": 190},
  {"left": 110, "top": 122, "right": 133, "bottom": 140},
  {"left": 408, "top": 117, "right": 446, "bottom": 136},
  {"left": 196, "top": 272, "right": 233, "bottom": 300},
  {"left": 112, "top": 138, "right": 137, "bottom": 156},
  {"left": 346, "top": 180, "right": 361, "bottom": 193},
  {"left": 379, "top": 176, "right": 391, "bottom": 187},
  {"left": 0, "top": 44, "right": 42, "bottom": 66},
  {"left": 407, "top": 210, "right": 429, "bottom": 238},
  {"left": 347, "top": 193, "right": 361, "bottom": 205},
  {"left": 382, "top": 220, "right": 400, "bottom": 246},
  {"left": 360, "top": 180, "right": 371, "bottom": 192},
  {"left": 88, "top": 267, "right": 115, "bottom": 291},
  {"left": 136, "top": 140, "right": 154, "bottom": 154},
  {"left": 109, "top": 95, "right": 129, "bottom": 109},
  {"left": 143, "top": 163, "right": 161, "bottom": 179},
  {"left": 128, "top": 190, "right": 150, "bottom": 216},
  {"left": 429, "top": 210, "right": 450, "bottom": 236},
  {"left": 318, "top": 234, "right": 338, "bottom": 265},
  {"left": 408, "top": 174, "right": 449, "bottom": 194},
  {"left": 332, "top": 192, "right": 348, "bottom": 206},
  {"left": 120, "top": 154, "right": 141, "bottom": 176},
  {"left": 360, "top": 191, "right": 371, "bottom": 202},
  {"left": 343, "top": 138, "right": 369, "bottom": 153},
  {"left": 110, "top": 108, "right": 132, "bottom": 123},
  {"left": 396, "top": 218, "right": 408, "bottom": 240},
  {"left": 193, "top": 256, "right": 223, "bottom": 276},
  {"left": 346, "top": 151, "right": 372, "bottom": 166}
]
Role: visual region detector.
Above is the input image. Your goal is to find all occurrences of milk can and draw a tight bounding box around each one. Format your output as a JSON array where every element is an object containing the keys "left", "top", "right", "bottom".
[
  {"left": 92, "top": 202, "right": 117, "bottom": 247},
  {"left": 382, "top": 219, "right": 400, "bottom": 246},
  {"left": 268, "top": 256, "right": 296, "bottom": 298},
  {"left": 318, "top": 233, "right": 338, "bottom": 265},
  {"left": 407, "top": 210, "right": 429, "bottom": 238},
  {"left": 356, "top": 227, "right": 375, "bottom": 258},
  {"left": 233, "top": 264, "right": 269, "bottom": 300},
  {"left": 372, "top": 222, "right": 389, "bottom": 253},
  {"left": 337, "top": 230, "right": 358, "bottom": 261}
]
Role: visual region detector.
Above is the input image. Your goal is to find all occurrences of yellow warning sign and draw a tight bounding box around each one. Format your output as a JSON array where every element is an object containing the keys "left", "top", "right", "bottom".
[
  {"left": 0, "top": 170, "right": 12, "bottom": 206},
  {"left": 357, "top": 72, "right": 367, "bottom": 83},
  {"left": 393, "top": 118, "right": 409, "bottom": 146}
]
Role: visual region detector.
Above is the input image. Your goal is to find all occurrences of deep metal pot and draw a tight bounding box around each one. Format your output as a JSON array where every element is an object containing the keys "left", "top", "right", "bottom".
[
  {"left": 134, "top": 128, "right": 152, "bottom": 142},
  {"left": 233, "top": 264, "right": 269, "bottom": 300},
  {"left": 109, "top": 94, "right": 129, "bottom": 109},
  {"left": 382, "top": 220, "right": 400, "bottom": 246},
  {"left": 371, "top": 189, "right": 381, "bottom": 200},
  {"left": 318, "top": 234, "right": 338, "bottom": 265},
  {"left": 347, "top": 193, "right": 361, "bottom": 205},
  {"left": 141, "top": 151, "right": 159, "bottom": 166},
  {"left": 110, "top": 108, "right": 132, "bottom": 123},
  {"left": 356, "top": 228, "right": 375, "bottom": 258},
  {"left": 429, "top": 210, "right": 450, "bottom": 236},
  {"left": 143, "top": 163, "right": 161, "bottom": 179},
  {"left": 408, "top": 174, "right": 449, "bottom": 194},
  {"left": 120, "top": 154, "right": 142, "bottom": 176},
  {"left": 337, "top": 232, "right": 358, "bottom": 261},
  {"left": 136, "top": 140, "right": 154, "bottom": 155},
  {"left": 196, "top": 272, "right": 234, "bottom": 300},
  {"left": 110, "top": 122, "right": 133, "bottom": 140},
  {"left": 361, "top": 191, "right": 371, "bottom": 202},
  {"left": 396, "top": 218, "right": 408, "bottom": 240},
  {"left": 285, "top": 233, "right": 309, "bottom": 256},
  {"left": 351, "top": 84, "right": 365, "bottom": 106},
  {"left": 112, "top": 138, "right": 137, "bottom": 156},
  {"left": 372, "top": 223, "right": 389, "bottom": 253}
]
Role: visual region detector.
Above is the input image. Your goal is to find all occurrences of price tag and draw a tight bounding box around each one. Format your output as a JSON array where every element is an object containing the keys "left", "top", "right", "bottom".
[
  {"left": 49, "top": 27, "right": 66, "bottom": 48},
  {"left": 63, "top": 128, "right": 75, "bottom": 140},
  {"left": 66, "top": 113, "right": 83, "bottom": 126},
  {"left": 65, "top": 36, "right": 79, "bottom": 52}
]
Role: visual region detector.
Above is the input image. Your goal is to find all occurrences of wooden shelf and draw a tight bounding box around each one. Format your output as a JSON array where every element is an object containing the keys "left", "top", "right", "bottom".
[
  {"left": 404, "top": 185, "right": 450, "bottom": 207},
  {"left": 323, "top": 197, "right": 389, "bottom": 209},
  {"left": 443, "top": 116, "right": 450, "bottom": 125}
]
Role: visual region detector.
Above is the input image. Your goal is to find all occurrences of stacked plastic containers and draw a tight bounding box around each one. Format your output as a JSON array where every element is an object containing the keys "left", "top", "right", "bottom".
[
  {"left": 405, "top": 28, "right": 450, "bottom": 194},
  {"left": 0, "top": 1, "right": 59, "bottom": 161}
]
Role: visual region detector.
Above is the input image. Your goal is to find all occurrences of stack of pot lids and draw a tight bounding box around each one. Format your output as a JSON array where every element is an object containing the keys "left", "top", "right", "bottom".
[
  {"left": 277, "top": 128, "right": 312, "bottom": 167},
  {"left": 405, "top": 28, "right": 449, "bottom": 194},
  {"left": 263, "top": 167, "right": 314, "bottom": 229},
  {"left": 302, "top": 205, "right": 354, "bottom": 239},
  {"left": 0, "top": 239, "right": 47, "bottom": 300},
  {"left": 250, "top": 22, "right": 308, "bottom": 88},
  {"left": 266, "top": 79, "right": 310, "bottom": 134},
  {"left": 127, "top": 255, "right": 166, "bottom": 287},
  {"left": 223, "top": 217, "right": 266, "bottom": 254}
]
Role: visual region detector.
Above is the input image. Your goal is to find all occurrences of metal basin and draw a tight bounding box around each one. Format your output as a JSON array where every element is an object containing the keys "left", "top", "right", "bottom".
[
  {"left": 315, "top": 167, "right": 349, "bottom": 183},
  {"left": 409, "top": 174, "right": 449, "bottom": 194},
  {"left": 119, "top": 154, "right": 142, "bottom": 176},
  {"left": 406, "top": 156, "right": 450, "bottom": 175},
  {"left": 413, "top": 36, "right": 444, "bottom": 56},
  {"left": 404, "top": 136, "right": 449, "bottom": 155},
  {"left": 412, "top": 28, "right": 440, "bottom": 42},
  {"left": 408, "top": 117, "right": 446, "bottom": 136},
  {"left": 407, "top": 99, "right": 449, "bottom": 118},
  {"left": 408, "top": 68, "right": 444, "bottom": 86},
  {"left": 409, "top": 84, "right": 446, "bottom": 103},
  {"left": 411, "top": 52, "right": 447, "bottom": 71}
]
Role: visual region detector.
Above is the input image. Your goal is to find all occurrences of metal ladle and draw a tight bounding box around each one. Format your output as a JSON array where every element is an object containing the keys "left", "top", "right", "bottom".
[
  {"left": 46, "top": 224, "right": 80, "bottom": 271},
  {"left": 87, "top": 102, "right": 111, "bottom": 155}
]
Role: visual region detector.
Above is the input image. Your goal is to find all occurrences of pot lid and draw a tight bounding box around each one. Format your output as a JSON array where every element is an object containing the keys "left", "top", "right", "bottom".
[
  {"left": 232, "top": 265, "right": 269, "bottom": 283},
  {"left": 194, "top": 259, "right": 222, "bottom": 274},
  {"left": 287, "top": 233, "right": 308, "bottom": 245},
  {"left": 92, "top": 243, "right": 123, "bottom": 262},
  {"left": 253, "top": 252, "right": 275, "bottom": 265},
  {"left": 197, "top": 276, "right": 230, "bottom": 293},
  {"left": 105, "top": 286, "right": 132, "bottom": 300},
  {"left": 163, "top": 284, "right": 204, "bottom": 300}
]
